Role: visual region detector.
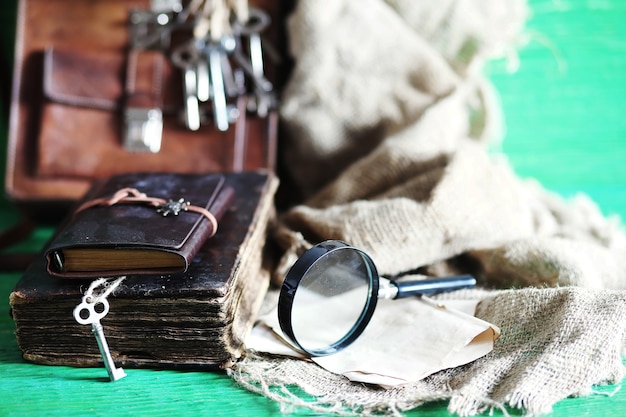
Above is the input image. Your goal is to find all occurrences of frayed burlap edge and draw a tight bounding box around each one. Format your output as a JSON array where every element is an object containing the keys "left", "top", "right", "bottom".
[{"left": 230, "top": 287, "right": 626, "bottom": 417}]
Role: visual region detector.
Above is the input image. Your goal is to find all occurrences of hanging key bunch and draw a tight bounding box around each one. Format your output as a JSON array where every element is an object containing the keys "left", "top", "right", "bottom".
[{"left": 130, "top": 0, "right": 276, "bottom": 132}]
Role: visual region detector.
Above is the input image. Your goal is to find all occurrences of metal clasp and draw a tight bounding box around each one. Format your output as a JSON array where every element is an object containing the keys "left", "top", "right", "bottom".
[{"left": 123, "top": 107, "right": 163, "bottom": 153}]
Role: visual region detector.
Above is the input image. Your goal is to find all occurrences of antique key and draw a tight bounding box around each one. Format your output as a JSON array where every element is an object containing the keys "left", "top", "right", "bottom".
[
  {"left": 235, "top": 7, "right": 270, "bottom": 83},
  {"left": 74, "top": 295, "right": 127, "bottom": 381},
  {"left": 230, "top": 41, "right": 273, "bottom": 93},
  {"left": 199, "top": 1, "right": 234, "bottom": 132},
  {"left": 220, "top": 51, "right": 242, "bottom": 98},
  {"left": 131, "top": 0, "right": 200, "bottom": 50},
  {"left": 171, "top": 42, "right": 202, "bottom": 131},
  {"left": 207, "top": 37, "right": 233, "bottom": 131},
  {"left": 193, "top": 1, "right": 212, "bottom": 103},
  {"left": 196, "top": 45, "right": 211, "bottom": 103},
  {"left": 130, "top": 0, "right": 185, "bottom": 50},
  {"left": 232, "top": 8, "right": 274, "bottom": 116}
]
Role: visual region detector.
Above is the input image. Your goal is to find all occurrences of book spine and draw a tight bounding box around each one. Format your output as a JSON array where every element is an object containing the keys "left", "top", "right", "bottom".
[{"left": 177, "top": 185, "right": 236, "bottom": 270}]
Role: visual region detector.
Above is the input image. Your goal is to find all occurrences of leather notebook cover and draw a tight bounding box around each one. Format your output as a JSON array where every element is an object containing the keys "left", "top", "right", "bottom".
[{"left": 44, "top": 172, "right": 234, "bottom": 278}]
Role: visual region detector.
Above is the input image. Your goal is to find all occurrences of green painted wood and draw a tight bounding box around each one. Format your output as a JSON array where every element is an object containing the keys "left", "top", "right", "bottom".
[
  {"left": 488, "top": 0, "right": 626, "bottom": 218},
  {"left": 1, "top": 0, "right": 625, "bottom": 416}
]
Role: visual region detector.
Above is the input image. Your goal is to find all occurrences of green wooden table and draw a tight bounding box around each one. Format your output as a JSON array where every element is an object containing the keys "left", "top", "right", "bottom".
[{"left": 1, "top": 0, "right": 625, "bottom": 415}]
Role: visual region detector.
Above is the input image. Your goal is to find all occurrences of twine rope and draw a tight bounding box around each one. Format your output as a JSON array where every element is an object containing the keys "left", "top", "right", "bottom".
[
  {"left": 75, "top": 187, "right": 219, "bottom": 237},
  {"left": 83, "top": 276, "right": 126, "bottom": 305}
]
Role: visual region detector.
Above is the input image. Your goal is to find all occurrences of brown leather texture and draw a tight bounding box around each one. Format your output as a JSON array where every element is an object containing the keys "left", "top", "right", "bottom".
[
  {"left": 6, "top": 0, "right": 283, "bottom": 214},
  {"left": 44, "top": 172, "right": 235, "bottom": 278},
  {"left": 126, "top": 50, "right": 167, "bottom": 109},
  {"left": 38, "top": 48, "right": 272, "bottom": 179}
]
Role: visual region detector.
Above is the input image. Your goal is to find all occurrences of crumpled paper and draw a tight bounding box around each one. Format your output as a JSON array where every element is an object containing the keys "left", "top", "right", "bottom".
[{"left": 247, "top": 291, "right": 499, "bottom": 388}]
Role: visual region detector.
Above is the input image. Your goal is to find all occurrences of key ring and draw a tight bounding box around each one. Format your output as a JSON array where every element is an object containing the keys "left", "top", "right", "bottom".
[
  {"left": 73, "top": 296, "right": 110, "bottom": 325},
  {"left": 232, "top": 7, "right": 270, "bottom": 35}
]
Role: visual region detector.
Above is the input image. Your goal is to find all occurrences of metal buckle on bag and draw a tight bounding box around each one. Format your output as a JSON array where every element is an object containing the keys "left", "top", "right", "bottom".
[{"left": 123, "top": 107, "right": 163, "bottom": 153}]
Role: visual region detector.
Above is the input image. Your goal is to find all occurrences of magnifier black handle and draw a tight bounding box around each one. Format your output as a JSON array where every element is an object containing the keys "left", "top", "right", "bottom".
[{"left": 393, "top": 274, "right": 476, "bottom": 298}]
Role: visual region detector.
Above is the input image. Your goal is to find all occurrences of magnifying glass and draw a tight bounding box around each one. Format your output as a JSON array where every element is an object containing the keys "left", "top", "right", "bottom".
[{"left": 278, "top": 240, "right": 476, "bottom": 357}]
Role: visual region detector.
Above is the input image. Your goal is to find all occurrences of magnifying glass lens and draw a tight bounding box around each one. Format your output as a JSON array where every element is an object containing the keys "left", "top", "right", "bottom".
[
  {"left": 280, "top": 240, "right": 477, "bottom": 357},
  {"left": 282, "top": 241, "right": 378, "bottom": 356}
]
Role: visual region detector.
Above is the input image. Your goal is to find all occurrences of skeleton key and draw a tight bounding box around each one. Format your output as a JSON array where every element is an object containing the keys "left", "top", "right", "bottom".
[
  {"left": 230, "top": 42, "right": 274, "bottom": 117},
  {"left": 193, "top": 1, "right": 212, "bottom": 102},
  {"left": 208, "top": 44, "right": 229, "bottom": 131},
  {"left": 248, "top": 32, "right": 270, "bottom": 116},
  {"left": 220, "top": 52, "right": 242, "bottom": 98},
  {"left": 230, "top": 44, "right": 273, "bottom": 94},
  {"left": 74, "top": 295, "right": 126, "bottom": 381},
  {"left": 133, "top": 0, "right": 200, "bottom": 50},
  {"left": 206, "top": 36, "right": 235, "bottom": 132},
  {"left": 232, "top": 7, "right": 272, "bottom": 91},
  {"left": 232, "top": 8, "right": 274, "bottom": 116},
  {"left": 195, "top": 44, "right": 211, "bottom": 103},
  {"left": 237, "top": 7, "right": 270, "bottom": 78},
  {"left": 171, "top": 42, "right": 202, "bottom": 131}
]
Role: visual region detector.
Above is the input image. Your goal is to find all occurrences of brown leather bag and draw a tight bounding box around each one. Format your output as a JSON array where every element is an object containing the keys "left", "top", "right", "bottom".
[{"left": 6, "top": 0, "right": 283, "bottom": 220}]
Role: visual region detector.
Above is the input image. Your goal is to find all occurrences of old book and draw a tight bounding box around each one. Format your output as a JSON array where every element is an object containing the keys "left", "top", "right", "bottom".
[
  {"left": 10, "top": 171, "right": 278, "bottom": 369},
  {"left": 44, "top": 173, "right": 235, "bottom": 278}
]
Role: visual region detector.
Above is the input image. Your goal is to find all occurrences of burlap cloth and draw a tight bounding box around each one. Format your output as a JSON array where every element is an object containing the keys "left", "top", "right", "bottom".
[{"left": 228, "top": 0, "right": 626, "bottom": 415}]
